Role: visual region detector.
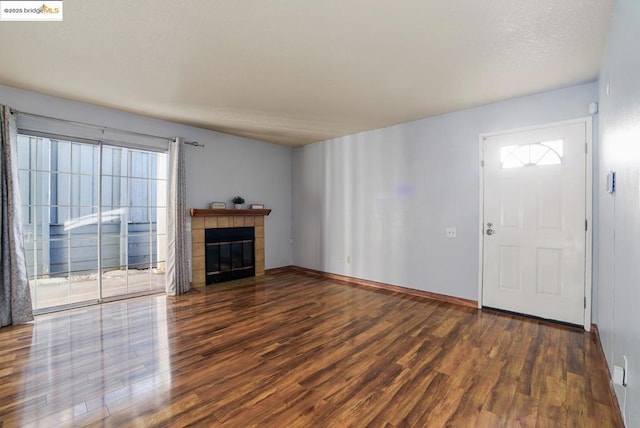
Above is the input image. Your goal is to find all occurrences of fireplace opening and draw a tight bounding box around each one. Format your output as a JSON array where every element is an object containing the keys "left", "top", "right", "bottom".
[{"left": 205, "top": 227, "right": 255, "bottom": 284}]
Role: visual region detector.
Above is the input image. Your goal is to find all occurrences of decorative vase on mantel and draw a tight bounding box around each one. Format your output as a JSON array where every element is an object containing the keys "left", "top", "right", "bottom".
[{"left": 232, "top": 196, "right": 245, "bottom": 209}]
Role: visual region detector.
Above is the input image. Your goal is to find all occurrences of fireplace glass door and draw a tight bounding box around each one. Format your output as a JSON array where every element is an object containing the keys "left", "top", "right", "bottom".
[{"left": 205, "top": 227, "right": 255, "bottom": 284}]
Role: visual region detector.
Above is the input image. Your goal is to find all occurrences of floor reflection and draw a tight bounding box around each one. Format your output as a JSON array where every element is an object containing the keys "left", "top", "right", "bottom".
[{"left": 18, "top": 296, "right": 171, "bottom": 425}]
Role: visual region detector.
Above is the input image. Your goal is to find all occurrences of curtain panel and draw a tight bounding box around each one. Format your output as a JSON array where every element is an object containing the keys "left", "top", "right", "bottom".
[
  {"left": 166, "top": 137, "right": 190, "bottom": 295},
  {"left": 0, "top": 106, "right": 34, "bottom": 326}
]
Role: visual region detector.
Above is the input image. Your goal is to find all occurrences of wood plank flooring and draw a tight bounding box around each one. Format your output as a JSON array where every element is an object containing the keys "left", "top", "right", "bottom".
[{"left": 0, "top": 271, "right": 620, "bottom": 427}]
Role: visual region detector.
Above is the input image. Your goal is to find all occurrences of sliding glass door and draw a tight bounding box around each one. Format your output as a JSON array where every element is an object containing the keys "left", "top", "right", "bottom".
[{"left": 17, "top": 134, "right": 167, "bottom": 312}]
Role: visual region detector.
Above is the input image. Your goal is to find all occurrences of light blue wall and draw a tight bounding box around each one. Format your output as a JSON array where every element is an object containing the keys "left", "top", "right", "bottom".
[
  {"left": 293, "top": 82, "right": 597, "bottom": 302},
  {"left": 597, "top": 0, "right": 640, "bottom": 424},
  {"left": 0, "top": 84, "right": 294, "bottom": 269}
]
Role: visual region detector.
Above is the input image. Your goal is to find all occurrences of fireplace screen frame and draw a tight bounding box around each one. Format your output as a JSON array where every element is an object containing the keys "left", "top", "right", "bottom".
[{"left": 205, "top": 227, "right": 255, "bottom": 284}]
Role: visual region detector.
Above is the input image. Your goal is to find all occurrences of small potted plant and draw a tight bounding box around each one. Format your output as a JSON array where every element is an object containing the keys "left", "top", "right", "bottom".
[{"left": 232, "top": 196, "right": 245, "bottom": 209}]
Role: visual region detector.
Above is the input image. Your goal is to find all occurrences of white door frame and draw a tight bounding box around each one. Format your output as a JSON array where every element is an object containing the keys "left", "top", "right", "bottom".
[{"left": 477, "top": 117, "right": 593, "bottom": 331}]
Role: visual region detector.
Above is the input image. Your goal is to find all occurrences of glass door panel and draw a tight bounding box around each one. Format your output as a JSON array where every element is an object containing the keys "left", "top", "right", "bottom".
[
  {"left": 17, "top": 135, "right": 100, "bottom": 310},
  {"left": 100, "top": 146, "right": 167, "bottom": 299}
]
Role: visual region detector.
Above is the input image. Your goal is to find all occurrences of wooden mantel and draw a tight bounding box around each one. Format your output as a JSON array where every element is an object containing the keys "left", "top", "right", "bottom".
[{"left": 190, "top": 208, "right": 271, "bottom": 217}]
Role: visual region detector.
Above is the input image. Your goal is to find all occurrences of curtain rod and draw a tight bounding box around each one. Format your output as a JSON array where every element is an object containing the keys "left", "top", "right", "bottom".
[
  {"left": 12, "top": 109, "right": 204, "bottom": 147},
  {"left": 185, "top": 141, "right": 204, "bottom": 147}
]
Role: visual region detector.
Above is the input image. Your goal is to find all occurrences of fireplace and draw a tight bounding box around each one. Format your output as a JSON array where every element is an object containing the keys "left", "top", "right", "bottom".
[
  {"left": 189, "top": 208, "right": 271, "bottom": 288},
  {"left": 205, "top": 227, "right": 255, "bottom": 284}
]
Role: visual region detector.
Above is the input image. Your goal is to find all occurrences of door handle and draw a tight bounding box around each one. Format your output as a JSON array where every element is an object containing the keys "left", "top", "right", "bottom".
[{"left": 486, "top": 222, "right": 495, "bottom": 235}]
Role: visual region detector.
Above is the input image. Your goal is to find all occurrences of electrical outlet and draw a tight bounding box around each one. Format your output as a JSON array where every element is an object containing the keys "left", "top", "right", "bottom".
[
  {"left": 614, "top": 366, "right": 625, "bottom": 386},
  {"left": 446, "top": 227, "right": 457, "bottom": 238},
  {"left": 346, "top": 256, "right": 351, "bottom": 263},
  {"left": 614, "top": 358, "right": 628, "bottom": 387}
]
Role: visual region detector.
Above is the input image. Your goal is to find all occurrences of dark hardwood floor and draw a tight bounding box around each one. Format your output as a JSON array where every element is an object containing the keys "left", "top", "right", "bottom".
[{"left": 0, "top": 271, "right": 620, "bottom": 427}]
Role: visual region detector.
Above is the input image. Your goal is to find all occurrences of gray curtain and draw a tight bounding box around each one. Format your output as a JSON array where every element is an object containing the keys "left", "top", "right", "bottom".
[
  {"left": 166, "top": 137, "right": 190, "bottom": 295},
  {"left": 0, "top": 106, "right": 34, "bottom": 326}
]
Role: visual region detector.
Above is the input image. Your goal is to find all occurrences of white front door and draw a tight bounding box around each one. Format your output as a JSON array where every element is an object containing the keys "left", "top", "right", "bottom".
[{"left": 482, "top": 122, "right": 587, "bottom": 325}]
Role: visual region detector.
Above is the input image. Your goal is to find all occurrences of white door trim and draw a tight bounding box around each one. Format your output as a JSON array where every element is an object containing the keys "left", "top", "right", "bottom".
[{"left": 477, "top": 117, "right": 593, "bottom": 331}]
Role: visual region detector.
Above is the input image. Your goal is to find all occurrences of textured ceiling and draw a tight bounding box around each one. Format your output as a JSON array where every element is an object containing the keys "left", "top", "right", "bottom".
[{"left": 0, "top": 0, "right": 614, "bottom": 146}]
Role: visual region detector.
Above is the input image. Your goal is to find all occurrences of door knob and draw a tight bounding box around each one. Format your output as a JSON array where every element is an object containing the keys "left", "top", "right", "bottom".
[{"left": 486, "top": 223, "right": 495, "bottom": 235}]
